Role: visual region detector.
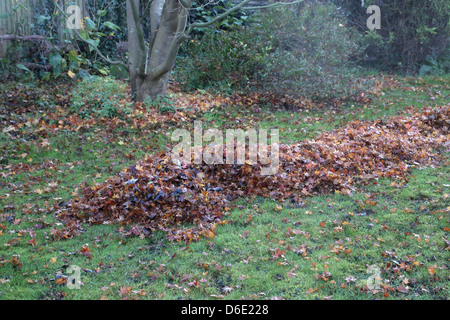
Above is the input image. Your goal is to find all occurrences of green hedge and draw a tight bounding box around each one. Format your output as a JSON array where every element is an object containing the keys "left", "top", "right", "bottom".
[{"left": 176, "top": 2, "right": 373, "bottom": 102}]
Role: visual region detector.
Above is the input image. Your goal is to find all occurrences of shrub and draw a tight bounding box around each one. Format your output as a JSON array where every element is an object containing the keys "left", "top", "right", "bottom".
[
  {"left": 335, "top": 0, "right": 450, "bottom": 74},
  {"left": 176, "top": 27, "right": 270, "bottom": 94},
  {"left": 176, "top": 2, "right": 371, "bottom": 101},
  {"left": 256, "top": 2, "right": 369, "bottom": 101}
]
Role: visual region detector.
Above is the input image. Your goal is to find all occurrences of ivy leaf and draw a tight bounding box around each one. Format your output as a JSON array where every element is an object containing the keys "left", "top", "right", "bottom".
[
  {"left": 16, "top": 64, "right": 32, "bottom": 73},
  {"left": 84, "top": 18, "right": 96, "bottom": 31},
  {"left": 104, "top": 21, "right": 121, "bottom": 31}
]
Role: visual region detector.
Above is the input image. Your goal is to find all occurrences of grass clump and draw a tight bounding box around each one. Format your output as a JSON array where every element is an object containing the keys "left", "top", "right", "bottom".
[{"left": 70, "top": 76, "right": 133, "bottom": 118}]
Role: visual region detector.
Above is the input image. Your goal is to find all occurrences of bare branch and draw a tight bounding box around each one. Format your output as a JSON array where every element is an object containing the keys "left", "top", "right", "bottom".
[
  {"left": 242, "top": 0, "right": 304, "bottom": 11},
  {"left": 0, "top": 35, "right": 46, "bottom": 42},
  {"left": 185, "top": 0, "right": 252, "bottom": 35},
  {"left": 184, "top": 0, "right": 304, "bottom": 36},
  {"left": 179, "top": 0, "right": 193, "bottom": 9}
]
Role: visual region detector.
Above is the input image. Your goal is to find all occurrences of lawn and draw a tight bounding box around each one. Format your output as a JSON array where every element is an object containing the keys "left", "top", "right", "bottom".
[{"left": 0, "top": 74, "right": 449, "bottom": 300}]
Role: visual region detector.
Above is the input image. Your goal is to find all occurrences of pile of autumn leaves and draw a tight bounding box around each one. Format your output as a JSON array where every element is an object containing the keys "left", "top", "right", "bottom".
[{"left": 57, "top": 105, "right": 449, "bottom": 242}]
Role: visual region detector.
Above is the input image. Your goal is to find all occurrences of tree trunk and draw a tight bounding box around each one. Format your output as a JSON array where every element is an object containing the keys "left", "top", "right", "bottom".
[
  {"left": 136, "top": 72, "right": 171, "bottom": 101},
  {"left": 127, "top": 0, "right": 191, "bottom": 101},
  {"left": 124, "top": 0, "right": 276, "bottom": 101}
]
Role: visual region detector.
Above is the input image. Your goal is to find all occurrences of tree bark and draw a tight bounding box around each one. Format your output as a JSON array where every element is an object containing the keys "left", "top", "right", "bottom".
[
  {"left": 127, "top": 0, "right": 190, "bottom": 101},
  {"left": 127, "top": 0, "right": 145, "bottom": 98}
]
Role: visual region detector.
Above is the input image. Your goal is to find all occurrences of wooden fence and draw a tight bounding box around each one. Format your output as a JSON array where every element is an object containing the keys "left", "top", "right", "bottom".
[
  {"left": 0, "top": 0, "right": 88, "bottom": 36},
  {"left": 0, "top": 0, "right": 32, "bottom": 35}
]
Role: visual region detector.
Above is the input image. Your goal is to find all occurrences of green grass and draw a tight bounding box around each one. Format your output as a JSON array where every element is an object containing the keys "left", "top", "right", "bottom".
[
  {"left": 200, "top": 75, "right": 449, "bottom": 144},
  {"left": 0, "top": 75, "right": 449, "bottom": 300}
]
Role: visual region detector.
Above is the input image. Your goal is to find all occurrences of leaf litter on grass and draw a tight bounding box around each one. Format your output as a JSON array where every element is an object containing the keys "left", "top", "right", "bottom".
[{"left": 56, "top": 104, "right": 449, "bottom": 243}]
